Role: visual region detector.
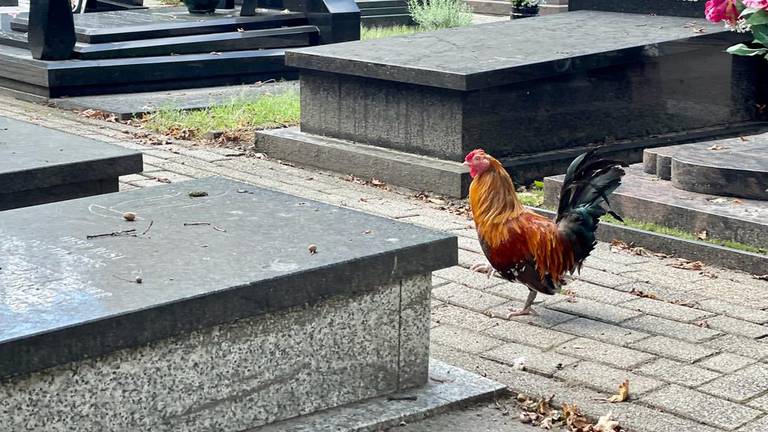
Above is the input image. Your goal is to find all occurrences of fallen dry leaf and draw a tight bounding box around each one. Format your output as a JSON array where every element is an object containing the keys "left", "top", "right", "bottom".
[
  {"left": 594, "top": 412, "right": 620, "bottom": 432},
  {"left": 629, "top": 288, "right": 657, "bottom": 300},
  {"left": 669, "top": 259, "right": 705, "bottom": 271},
  {"left": 122, "top": 212, "right": 136, "bottom": 222},
  {"left": 607, "top": 380, "right": 629, "bottom": 403},
  {"left": 308, "top": 244, "right": 317, "bottom": 255},
  {"left": 754, "top": 274, "right": 768, "bottom": 281},
  {"left": 707, "top": 144, "right": 728, "bottom": 151},
  {"left": 697, "top": 229, "right": 709, "bottom": 240}
]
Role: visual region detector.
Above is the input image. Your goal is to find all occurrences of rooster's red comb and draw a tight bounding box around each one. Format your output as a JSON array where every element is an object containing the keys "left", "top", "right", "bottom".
[{"left": 465, "top": 149, "right": 486, "bottom": 162}]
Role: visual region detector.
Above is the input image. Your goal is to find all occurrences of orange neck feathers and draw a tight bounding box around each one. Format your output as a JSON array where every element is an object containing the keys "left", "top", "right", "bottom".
[{"left": 468, "top": 158, "right": 523, "bottom": 248}]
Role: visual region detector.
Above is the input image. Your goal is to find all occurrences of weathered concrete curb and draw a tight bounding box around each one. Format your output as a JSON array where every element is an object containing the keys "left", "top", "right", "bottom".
[{"left": 533, "top": 208, "right": 768, "bottom": 275}]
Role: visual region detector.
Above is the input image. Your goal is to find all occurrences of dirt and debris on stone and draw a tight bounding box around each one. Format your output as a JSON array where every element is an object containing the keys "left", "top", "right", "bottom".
[
  {"left": 606, "top": 380, "right": 629, "bottom": 403},
  {"left": 515, "top": 394, "right": 624, "bottom": 431},
  {"left": 609, "top": 240, "right": 669, "bottom": 258},
  {"left": 414, "top": 191, "right": 472, "bottom": 219}
]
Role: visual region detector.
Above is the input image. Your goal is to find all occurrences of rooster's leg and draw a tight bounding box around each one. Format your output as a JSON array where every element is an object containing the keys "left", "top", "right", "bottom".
[
  {"left": 470, "top": 262, "right": 497, "bottom": 279},
  {"left": 488, "top": 290, "right": 538, "bottom": 319}
]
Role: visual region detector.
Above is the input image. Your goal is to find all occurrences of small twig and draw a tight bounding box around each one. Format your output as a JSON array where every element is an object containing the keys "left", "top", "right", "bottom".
[
  {"left": 184, "top": 222, "right": 211, "bottom": 226},
  {"left": 387, "top": 395, "right": 417, "bottom": 401},
  {"left": 112, "top": 274, "right": 141, "bottom": 284},
  {"left": 212, "top": 225, "right": 226, "bottom": 233},
  {"left": 141, "top": 220, "right": 154, "bottom": 236},
  {"left": 87, "top": 229, "right": 137, "bottom": 239}
]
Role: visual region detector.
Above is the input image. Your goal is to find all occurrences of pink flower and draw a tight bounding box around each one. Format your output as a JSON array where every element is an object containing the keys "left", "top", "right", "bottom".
[
  {"left": 705, "top": 0, "right": 739, "bottom": 23},
  {"left": 743, "top": 0, "right": 768, "bottom": 9}
]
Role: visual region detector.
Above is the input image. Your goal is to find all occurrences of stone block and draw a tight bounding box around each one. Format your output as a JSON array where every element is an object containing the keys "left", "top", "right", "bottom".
[
  {"left": 696, "top": 299, "right": 768, "bottom": 325},
  {"left": 547, "top": 297, "right": 641, "bottom": 324},
  {"left": 430, "top": 326, "right": 504, "bottom": 354},
  {"left": 641, "top": 385, "right": 761, "bottom": 430},
  {"left": 747, "top": 395, "right": 768, "bottom": 412},
  {"left": 483, "top": 320, "right": 576, "bottom": 350},
  {"left": 574, "top": 267, "right": 635, "bottom": 288},
  {"left": 433, "top": 266, "right": 505, "bottom": 291},
  {"left": 698, "top": 364, "right": 768, "bottom": 403},
  {"left": 556, "top": 360, "right": 664, "bottom": 395},
  {"left": 481, "top": 342, "right": 579, "bottom": 377},
  {"left": 630, "top": 336, "right": 717, "bottom": 363},
  {"left": 431, "top": 283, "right": 507, "bottom": 312},
  {"left": 697, "top": 352, "right": 756, "bottom": 374},
  {"left": 566, "top": 280, "right": 637, "bottom": 304},
  {"left": 704, "top": 315, "right": 768, "bottom": 339},
  {"left": 609, "top": 402, "right": 727, "bottom": 432},
  {"left": 737, "top": 416, "right": 768, "bottom": 432},
  {"left": 704, "top": 335, "right": 768, "bottom": 360},
  {"left": 556, "top": 338, "right": 656, "bottom": 369},
  {"left": 431, "top": 304, "right": 501, "bottom": 332},
  {"left": 484, "top": 302, "right": 577, "bottom": 328},
  {"left": 623, "top": 315, "right": 721, "bottom": 343},
  {"left": 635, "top": 358, "right": 721, "bottom": 387},
  {"left": 622, "top": 297, "right": 714, "bottom": 323},
  {"left": 552, "top": 317, "right": 650, "bottom": 346}
]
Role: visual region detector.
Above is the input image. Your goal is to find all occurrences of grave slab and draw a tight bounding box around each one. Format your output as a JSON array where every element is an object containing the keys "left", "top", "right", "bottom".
[
  {"left": 270, "top": 11, "right": 764, "bottom": 196},
  {"left": 0, "top": 177, "right": 457, "bottom": 431},
  {"left": 569, "top": 0, "right": 705, "bottom": 17},
  {"left": 0, "top": 116, "right": 143, "bottom": 211}
]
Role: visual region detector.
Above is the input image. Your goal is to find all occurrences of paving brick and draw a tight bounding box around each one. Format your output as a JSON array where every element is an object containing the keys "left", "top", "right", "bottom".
[
  {"left": 486, "top": 283, "right": 563, "bottom": 305},
  {"left": 481, "top": 342, "right": 579, "bottom": 377},
  {"left": 457, "top": 249, "right": 486, "bottom": 270},
  {"left": 747, "top": 394, "right": 768, "bottom": 412},
  {"left": 696, "top": 280, "right": 768, "bottom": 309},
  {"left": 431, "top": 283, "right": 507, "bottom": 312},
  {"left": 430, "top": 325, "right": 503, "bottom": 354},
  {"left": 635, "top": 358, "right": 721, "bottom": 387},
  {"left": 457, "top": 235, "right": 483, "bottom": 254},
  {"left": 630, "top": 336, "right": 717, "bottom": 363},
  {"left": 641, "top": 385, "right": 761, "bottom": 430},
  {"left": 483, "top": 320, "right": 576, "bottom": 350},
  {"left": 609, "top": 402, "right": 725, "bottom": 432},
  {"left": 737, "top": 416, "right": 768, "bottom": 432},
  {"left": 555, "top": 360, "right": 664, "bottom": 395},
  {"left": 552, "top": 317, "right": 650, "bottom": 346},
  {"left": 484, "top": 302, "right": 577, "bottom": 329},
  {"left": 704, "top": 315, "right": 768, "bottom": 339},
  {"left": 398, "top": 215, "right": 470, "bottom": 232},
  {"left": 632, "top": 267, "right": 707, "bottom": 284},
  {"left": 573, "top": 267, "right": 634, "bottom": 288},
  {"left": 547, "top": 297, "right": 641, "bottom": 324},
  {"left": 622, "top": 297, "right": 713, "bottom": 322},
  {"left": 432, "top": 266, "right": 504, "bottom": 291},
  {"left": 704, "top": 335, "right": 768, "bottom": 360},
  {"left": 698, "top": 363, "right": 768, "bottom": 402},
  {"left": 697, "top": 352, "right": 757, "bottom": 374},
  {"left": 697, "top": 298, "right": 768, "bottom": 325},
  {"left": 555, "top": 337, "right": 655, "bottom": 369},
  {"left": 431, "top": 304, "right": 502, "bottom": 332},
  {"left": 616, "top": 281, "right": 704, "bottom": 304},
  {"left": 623, "top": 315, "right": 721, "bottom": 343},
  {"left": 566, "top": 280, "right": 637, "bottom": 304},
  {"left": 119, "top": 182, "right": 139, "bottom": 191}
]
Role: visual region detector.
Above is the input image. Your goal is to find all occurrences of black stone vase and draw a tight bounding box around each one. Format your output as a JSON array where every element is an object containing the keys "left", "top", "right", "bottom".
[
  {"left": 27, "top": 0, "right": 76, "bottom": 60},
  {"left": 184, "top": 0, "right": 220, "bottom": 13},
  {"left": 511, "top": 5, "right": 538, "bottom": 19}
]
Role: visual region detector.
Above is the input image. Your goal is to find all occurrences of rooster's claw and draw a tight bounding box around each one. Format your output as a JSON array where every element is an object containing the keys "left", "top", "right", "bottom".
[{"left": 470, "top": 263, "right": 497, "bottom": 279}]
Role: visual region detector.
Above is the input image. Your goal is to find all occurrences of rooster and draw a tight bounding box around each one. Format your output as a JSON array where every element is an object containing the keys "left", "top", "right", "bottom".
[{"left": 464, "top": 149, "right": 626, "bottom": 318}]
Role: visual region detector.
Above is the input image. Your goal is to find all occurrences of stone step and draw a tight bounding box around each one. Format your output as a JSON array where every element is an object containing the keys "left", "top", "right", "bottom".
[
  {"left": 543, "top": 164, "right": 768, "bottom": 250},
  {"left": 641, "top": 137, "right": 768, "bottom": 201},
  {"left": 0, "top": 176, "right": 457, "bottom": 430},
  {"left": 359, "top": 6, "right": 408, "bottom": 16},
  {"left": 10, "top": 7, "right": 308, "bottom": 43},
  {"left": 360, "top": 14, "right": 413, "bottom": 27},
  {"left": 0, "top": 116, "right": 143, "bottom": 211},
  {"left": 0, "top": 26, "right": 318, "bottom": 59},
  {"left": 356, "top": 0, "right": 407, "bottom": 9},
  {"left": 464, "top": 0, "right": 509, "bottom": 16},
  {"left": 0, "top": 45, "right": 295, "bottom": 98}
]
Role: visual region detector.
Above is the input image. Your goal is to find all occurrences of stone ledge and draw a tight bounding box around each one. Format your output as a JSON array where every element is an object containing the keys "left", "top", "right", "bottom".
[{"left": 0, "top": 176, "right": 456, "bottom": 379}]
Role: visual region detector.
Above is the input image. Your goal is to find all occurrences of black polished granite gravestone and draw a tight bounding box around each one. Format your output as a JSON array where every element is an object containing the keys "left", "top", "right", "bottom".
[
  {"left": 570, "top": 0, "right": 704, "bottom": 17},
  {"left": 256, "top": 11, "right": 763, "bottom": 197},
  {"left": 27, "top": 0, "right": 75, "bottom": 60},
  {"left": 0, "top": 117, "right": 143, "bottom": 210},
  {"left": 0, "top": 176, "right": 456, "bottom": 431},
  {"left": 0, "top": 4, "right": 358, "bottom": 98}
]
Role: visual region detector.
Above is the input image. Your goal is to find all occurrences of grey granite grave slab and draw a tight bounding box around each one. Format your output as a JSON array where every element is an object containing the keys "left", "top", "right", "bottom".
[
  {"left": 0, "top": 116, "right": 143, "bottom": 210},
  {"left": 569, "top": 0, "right": 704, "bottom": 17},
  {"left": 0, "top": 176, "right": 456, "bottom": 430}
]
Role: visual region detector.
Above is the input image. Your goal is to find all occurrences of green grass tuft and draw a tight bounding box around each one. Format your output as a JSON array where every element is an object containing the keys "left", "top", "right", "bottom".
[
  {"left": 142, "top": 91, "right": 300, "bottom": 140},
  {"left": 407, "top": 0, "right": 473, "bottom": 31},
  {"left": 361, "top": 25, "right": 421, "bottom": 40}
]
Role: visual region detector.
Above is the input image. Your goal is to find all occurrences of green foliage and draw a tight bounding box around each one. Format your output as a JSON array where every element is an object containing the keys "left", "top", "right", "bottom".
[
  {"left": 407, "top": 0, "right": 473, "bottom": 31},
  {"left": 143, "top": 91, "right": 300, "bottom": 139},
  {"left": 729, "top": 7, "right": 768, "bottom": 60},
  {"left": 361, "top": 25, "right": 421, "bottom": 40}
]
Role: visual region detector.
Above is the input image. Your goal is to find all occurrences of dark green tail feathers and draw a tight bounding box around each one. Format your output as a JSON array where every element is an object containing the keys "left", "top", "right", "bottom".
[{"left": 556, "top": 149, "right": 627, "bottom": 265}]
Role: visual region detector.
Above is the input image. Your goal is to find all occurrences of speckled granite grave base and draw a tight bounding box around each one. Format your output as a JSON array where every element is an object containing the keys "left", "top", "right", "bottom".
[{"left": 0, "top": 274, "right": 431, "bottom": 432}]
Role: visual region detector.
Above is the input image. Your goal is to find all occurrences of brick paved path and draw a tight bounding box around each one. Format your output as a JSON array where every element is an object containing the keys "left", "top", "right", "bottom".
[{"left": 2, "top": 95, "right": 767, "bottom": 432}]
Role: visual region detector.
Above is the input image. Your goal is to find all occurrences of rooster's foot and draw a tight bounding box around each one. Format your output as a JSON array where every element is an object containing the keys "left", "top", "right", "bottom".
[
  {"left": 485, "top": 307, "right": 538, "bottom": 320},
  {"left": 470, "top": 263, "right": 497, "bottom": 279}
]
